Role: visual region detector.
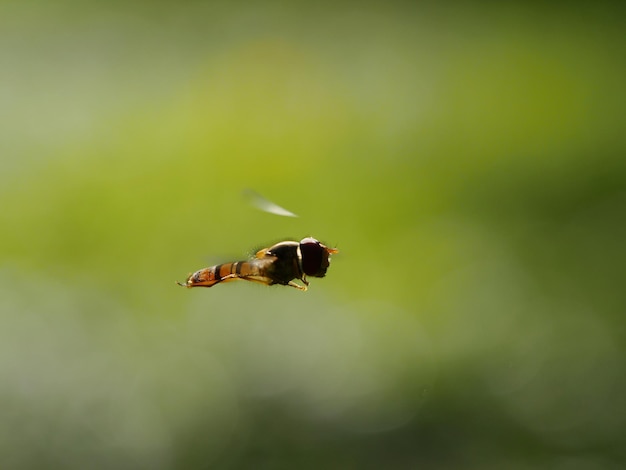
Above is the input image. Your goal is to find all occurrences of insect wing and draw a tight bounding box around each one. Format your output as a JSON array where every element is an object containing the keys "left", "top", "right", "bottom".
[{"left": 243, "top": 189, "right": 298, "bottom": 218}]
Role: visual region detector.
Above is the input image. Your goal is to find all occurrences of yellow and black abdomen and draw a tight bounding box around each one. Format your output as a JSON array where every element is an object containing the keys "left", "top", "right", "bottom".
[{"left": 181, "top": 260, "right": 265, "bottom": 288}]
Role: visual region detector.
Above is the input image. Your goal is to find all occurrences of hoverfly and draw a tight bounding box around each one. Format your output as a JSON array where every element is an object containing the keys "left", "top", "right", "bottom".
[{"left": 177, "top": 237, "right": 338, "bottom": 291}]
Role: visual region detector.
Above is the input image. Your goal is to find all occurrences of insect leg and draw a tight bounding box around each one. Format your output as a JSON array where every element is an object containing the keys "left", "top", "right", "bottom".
[
  {"left": 287, "top": 280, "right": 308, "bottom": 291},
  {"left": 236, "top": 275, "right": 276, "bottom": 287}
]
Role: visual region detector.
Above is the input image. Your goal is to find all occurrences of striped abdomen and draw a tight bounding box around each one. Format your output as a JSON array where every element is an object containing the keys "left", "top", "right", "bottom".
[{"left": 180, "top": 259, "right": 271, "bottom": 288}]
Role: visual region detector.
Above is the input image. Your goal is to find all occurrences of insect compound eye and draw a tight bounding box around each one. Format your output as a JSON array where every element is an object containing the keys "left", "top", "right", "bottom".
[{"left": 300, "top": 237, "right": 331, "bottom": 277}]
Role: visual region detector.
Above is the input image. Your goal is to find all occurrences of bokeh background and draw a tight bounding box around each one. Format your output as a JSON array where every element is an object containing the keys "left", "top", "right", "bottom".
[{"left": 1, "top": 1, "right": 625, "bottom": 468}]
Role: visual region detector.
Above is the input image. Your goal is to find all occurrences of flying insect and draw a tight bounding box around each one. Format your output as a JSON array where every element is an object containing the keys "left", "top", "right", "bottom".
[{"left": 178, "top": 237, "right": 338, "bottom": 291}]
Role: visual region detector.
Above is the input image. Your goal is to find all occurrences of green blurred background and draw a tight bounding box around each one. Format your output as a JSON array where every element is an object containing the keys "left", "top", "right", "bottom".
[{"left": 1, "top": 1, "right": 625, "bottom": 468}]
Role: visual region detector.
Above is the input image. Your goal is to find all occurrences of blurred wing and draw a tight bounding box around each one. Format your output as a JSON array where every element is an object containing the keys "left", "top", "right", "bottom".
[{"left": 243, "top": 189, "right": 298, "bottom": 217}]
